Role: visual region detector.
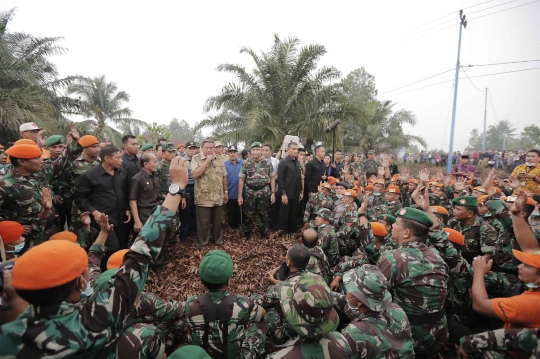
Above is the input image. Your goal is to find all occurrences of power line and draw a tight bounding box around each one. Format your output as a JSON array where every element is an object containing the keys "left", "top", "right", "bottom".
[
  {"left": 384, "top": 67, "right": 540, "bottom": 96},
  {"left": 461, "top": 67, "right": 484, "bottom": 92},
  {"left": 468, "top": 0, "right": 540, "bottom": 21},
  {"left": 465, "top": 59, "right": 540, "bottom": 67},
  {"left": 468, "top": 0, "right": 521, "bottom": 15},
  {"left": 379, "top": 67, "right": 454, "bottom": 95}
]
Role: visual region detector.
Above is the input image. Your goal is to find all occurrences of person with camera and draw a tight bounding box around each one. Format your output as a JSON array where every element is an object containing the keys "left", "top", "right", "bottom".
[{"left": 510, "top": 149, "right": 540, "bottom": 194}]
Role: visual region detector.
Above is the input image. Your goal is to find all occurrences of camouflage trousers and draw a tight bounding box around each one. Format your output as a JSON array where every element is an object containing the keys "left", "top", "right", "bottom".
[
  {"left": 242, "top": 189, "right": 270, "bottom": 236},
  {"left": 410, "top": 317, "right": 449, "bottom": 355},
  {"left": 460, "top": 327, "right": 540, "bottom": 359},
  {"left": 485, "top": 271, "right": 521, "bottom": 298},
  {"left": 116, "top": 323, "right": 166, "bottom": 359}
]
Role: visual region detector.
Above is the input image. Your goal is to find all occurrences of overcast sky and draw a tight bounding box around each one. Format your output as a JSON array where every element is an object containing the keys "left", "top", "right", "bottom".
[{"left": 4, "top": 0, "right": 540, "bottom": 151}]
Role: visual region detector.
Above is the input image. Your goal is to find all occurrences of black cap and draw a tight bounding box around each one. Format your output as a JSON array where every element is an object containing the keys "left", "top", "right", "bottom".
[
  {"left": 461, "top": 155, "right": 469, "bottom": 159},
  {"left": 186, "top": 140, "right": 198, "bottom": 148},
  {"left": 228, "top": 145, "right": 238, "bottom": 152},
  {"left": 336, "top": 181, "right": 351, "bottom": 189}
]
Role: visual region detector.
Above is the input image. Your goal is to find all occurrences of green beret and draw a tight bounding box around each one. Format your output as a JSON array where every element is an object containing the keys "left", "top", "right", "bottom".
[
  {"left": 199, "top": 250, "right": 234, "bottom": 284},
  {"left": 45, "top": 135, "right": 64, "bottom": 147},
  {"left": 249, "top": 142, "right": 262, "bottom": 149},
  {"left": 377, "top": 214, "right": 396, "bottom": 224},
  {"left": 163, "top": 142, "right": 176, "bottom": 152},
  {"left": 96, "top": 269, "right": 117, "bottom": 292},
  {"left": 396, "top": 207, "right": 433, "bottom": 228},
  {"left": 168, "top": 345, "right": 211, "bottom": 359},
  {"left": 140, "top": 143, "right": 153, "bottom": 151},
  {"left": 452, "top": 196, "right": 478, "bottom": 208}
]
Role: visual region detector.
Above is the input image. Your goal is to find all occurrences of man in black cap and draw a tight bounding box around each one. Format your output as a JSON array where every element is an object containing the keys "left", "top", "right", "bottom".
[{"left": 452, "top": 155, "right": 476, "bottom": 179}]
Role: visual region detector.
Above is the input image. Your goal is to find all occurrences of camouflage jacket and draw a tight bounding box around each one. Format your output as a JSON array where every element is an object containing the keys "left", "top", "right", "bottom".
[
  {"left": 336, "top": 205, "right": 360, "bottom": 256},
  {"left": 341, "top": 303, "right": 415, "bottom": 359},
  {"left": 185, "top": 290, "right": 264, "bottom": 359},
  {"left": 157, "top": 161, "right": 171, "bottom": 199},
  {"left": 460, "top": 327, "right": 540, "bottom": 357},
  {"left": 306, "top": 246, "right": 332, "bottom": 284},
  {"left": 0, "top": 205, "right": 178, "bottom": 358},
  {"left": 375, "top": 202, "right": 403, "bottom": 219},
  {"left": 448, "top": 216, "right": 499, "bottom": 261},
  {"left": 45, "top": 156, "right": 73, "bottom": 199},
  {"left": 484, "top": 216, "right": 515, "bottom": 271},
  {"left": 348, "top": 162, "right": 364, "bottom": 180},
  {"left": 267, "top": 332, "right": 354, "bottom": 359},
  {"left": 0, "top": 143, "right": 81, "bottom": 245},
  {"left": 317, "top": 224, "right": 340, "bottom": 268},
  {"left": 362, "top": 159, "right": 382, "bottom": 175},
  {"left": 239, "top": 157, "right": 275, "bottom": 196},
  {"left": 303, "top": 191, "right": 335, "bottom": 223},
  {"left": 366, "top": 194, "right": 386, "bottom": 221}
]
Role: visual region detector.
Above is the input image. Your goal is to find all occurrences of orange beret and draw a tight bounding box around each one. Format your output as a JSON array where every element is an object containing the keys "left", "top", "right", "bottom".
[
  {"left": 513, "top": 249, "right": 540, "bottom": 269},
  {"left": 473, "top": 187, "right": 486, "bottom": 193},
  {"left": 467, "top": 180, "right": 474, "bottom": 186},
  {"left": 5, "top": 144, "right": 42, "bottom": 159},
  {"left": 327, "top": 176, "right": 337, "bottom": 184},
  {"left": 385, "top": 185, "right": 401, "bottom": 194},
  {"left": 343, "top": 190, "right": 357, "bottom": 197},
  {"left": 107, "top": 249, "right": 129, "bottom": 269},
  {"left": 430, "top": 206, "right": 449, "bottom": 216},
  {"left": 504, "top": 196, "right": 537, "bottom": 207},
  {"left": 365, "top": 185, "right": 374, "bottom": 190},
  {"left": 11, "top": 241, "right": 87, "bottom": 290},
  {"left": 49, "top": 231, "right": 78, "bottom": 243},
  {"left": 374, "top": 179, "right": 385, "bottom": 185},
  {"left": 0, "top": 221, "right": 24, "bottom": 245},
  {"left": 14, "top": 139, "right": 37, "bottom": 146},
  {"left": 177, "top": 143, "right": 185, "bottom": 149},
  {"left": 443, "top": 228, "right": 465, "bottom": 246},
  {"left": 494, "top": 187, "right": 502, "bottom": 194},
  {"left": 477, "top": 195, "right": 488, "bottom": 205},
  {"left": 79, "top": 135, "right": 99, "bottom": 148},
  {"left": 391, "top": 174, "right": 399, "bottom": 180},
  {"left": 321, "top": 182, "right": 331, "bottom": 190},
  {"left": 408, "top": 179, "right": 419, "bottom": 184},
  {"left": 370, "top": 222, "right": 388, "bottom": 237}
]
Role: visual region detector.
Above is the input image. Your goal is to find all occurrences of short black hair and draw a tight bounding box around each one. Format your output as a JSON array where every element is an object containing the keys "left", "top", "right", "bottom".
[
  {"left": 527, "top": 149, "right": 540, "bottom": 157},
  {"left": 100, "top": 145, "right": 121, "bottom": 160},
  {"left": 299, "top": 148, "right": 306, "bottom": 153},
  {"left": 400, "top": 218, "right": 429, "bottom": 240},
  {"left": 140, "top": 152, "right": 155, "bottom": 167},
  {"left": 262, "top": 144, "right": 272, "bottom": 150},
  {"left": 158, "top": 138, "right": 167, "bottom": 143},
  {"left": 315, "top": 145, "right": 324, "bottom": 152},
  {"left": 324, "top": 154, "right": 331, "bottom": 159},
  {"left": 17, "top": 277, "right": 77, "bottom": 306},
  {"left": 122, "top": 135, "right": 136, "bottom": 144},
  {"left": 335, "top": 150, "right": 342, "bottom": 154},
  {"left": 155, "top": 144, "right": 162, "bottom": 151},
  {"left": 201, "top": 280, "right": 229, "bottom": 292},
  {"left": 9, "top": 156, "right": 20, "bottom": 168},
  {"left": 241, "top": 149, "right": 249, "bottom": 158},
  {"left": 287, "top": 244, "right": 310, "bottom": 270},
  {"left": 287, "top": 142, "right": 298, "bottom": 148}
]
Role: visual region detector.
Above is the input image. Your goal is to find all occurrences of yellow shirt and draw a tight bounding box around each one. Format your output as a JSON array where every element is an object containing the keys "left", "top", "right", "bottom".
[{"left": 511, "top": 163, "right": 540, "bottom": 194}]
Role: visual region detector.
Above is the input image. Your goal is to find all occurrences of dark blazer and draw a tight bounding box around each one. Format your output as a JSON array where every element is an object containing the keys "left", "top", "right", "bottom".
[
  {"left": 278, "top": 156, "right": 302, "bottom": 199},
  {"left": 304, "top": 157, "right": 325, "bottom": 194}
]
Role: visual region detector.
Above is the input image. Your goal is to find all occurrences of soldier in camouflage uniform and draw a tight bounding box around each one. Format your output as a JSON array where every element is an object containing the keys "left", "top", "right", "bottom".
[
  {"left": 335, "top": 190, "right": 360, "bottom": 257},
  {"left": 68, "top": 135, "right": 101, "bottom": 244},
  {"left": 348, "top": 153, "right": 364, "bottom": 183},
  {"left": 303, "top": 182, "right": 335, "bottom": 229},
  {"left": 377, "top": 207, "right": 449, "bottom": 355},
  {"left": 340, "top": 265, "right": 415, "bottom": 358},
  {"left": 314, "top": 208, "right": 340, "bottom": 267},
  {"left": 362, "top": 150, "right": 382, "bottom": 177},
  {"left": 0, "top": 158, "right": 188, "bottom": 358},
  {"left": 266, "top": 274, "right": 354, "bottom": 358},
  {"left": 333, "top": 181, "right": 353, "bottom": 225},
  {"left": 448, "top": 196, "right": 500, "bottom": 264},
  {"left": 375, "top": 185, "right": 403, "bottom": 219},
  {"left": 184, "top": 250, "right": 266, "bottom": 359},
  {"left": 460, "top": 327, "right": 540, "bottom": 358},
  {"left": 157, "top": 143, "right": 177, "bottom": 200},
  {"left": 45, "top": 135, "right": 72, "bottom": 230},
  {"left": 238, "top": 142, "right": 276, "bottom": 238},
  {"left": 302, "top": 228, "right": 332, "bottom": 283},
  {"left": 0, "top": 126, "right": 81, "bottom": 247},
  {"left": 366, "top": 179, "right": 387, "bottom": 220}
]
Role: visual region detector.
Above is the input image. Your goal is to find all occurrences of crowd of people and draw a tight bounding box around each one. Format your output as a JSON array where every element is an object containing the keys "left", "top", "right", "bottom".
[{"left": 0, "top": 121, "right": 540, "bottom": 358}]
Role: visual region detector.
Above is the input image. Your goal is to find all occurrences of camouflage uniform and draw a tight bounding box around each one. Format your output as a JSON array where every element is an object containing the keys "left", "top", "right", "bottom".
[
  {"left": 47, "top": 156, "right": 74, "bottom": 229},
  {"left": 0, "top": 143, "right": 81, "bottom": 246},
  {"left": 341, "top": 265, "right": 415, "bottom": 358},
  {"left": 184, "top": 291, "right": 266, "bottom": 359},
  {"left": 460, "top": 327, "right": 540, "bottom": 358},
  {"left": 448, "top": 216, "right": 499, "bottom": 264},
  {"left": 378, "top": 241, "right": 450, "bottom": 354},
  {"left": 0, "top": 205, "right": 180, "bottom": 358},
  {"left": 376, "top": 201, "right": 403, "bottom": 219},
  {"left": 267, "top": 274, "right": 354, "bottom": 359},
  {"left": 335, "top": 204, "right": 360, "bottom": 257},
  {"left": 157, "top": 160, "right": 171, "bottom": 201},
  {"left": 306, "top": 246, "right": 332, "bottom": 283},
  {"left": 317, "top": 224, "right": 340, "bottom": 268},
  {"left": 239, "top": 157, "right": 275, "bottom": 236},
  {"left": 303, "top": 191, "right": 335, "bottom": 227},
  {"left": 349, "top": 162, "right": 364, "bottom": 181},
  {"left": 366, "top": 194, "right": 386, "bottom": 221},
  {"left": 362, "top": 159, "right": 382, "bottom": 176}
]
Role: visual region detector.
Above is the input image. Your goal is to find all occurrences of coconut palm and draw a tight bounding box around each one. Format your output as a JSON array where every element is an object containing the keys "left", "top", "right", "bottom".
[
  {"left": 198, "top": 35, "right": 343, "bottom": 150},
  {"left": 68, "top": 75, "right": 146, "bottom": 144}
]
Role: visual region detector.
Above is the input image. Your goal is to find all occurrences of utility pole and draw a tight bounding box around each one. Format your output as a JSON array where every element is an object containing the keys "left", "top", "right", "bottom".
[
  {"left": 446, "top": 10, "right": 468, "bottom": 174},
  {"left": 482, "top": 88, "right": 487, "bottom": 152}
]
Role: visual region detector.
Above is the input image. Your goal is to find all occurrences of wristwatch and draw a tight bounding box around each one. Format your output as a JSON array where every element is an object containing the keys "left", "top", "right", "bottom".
[{"left": 169, "top": 183, "right": 185, "bottom": 196}]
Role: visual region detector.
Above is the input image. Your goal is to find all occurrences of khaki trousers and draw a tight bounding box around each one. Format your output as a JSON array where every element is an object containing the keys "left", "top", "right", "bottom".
[{"left": 195, "top": 205, "right": 223, "bottom": 248}]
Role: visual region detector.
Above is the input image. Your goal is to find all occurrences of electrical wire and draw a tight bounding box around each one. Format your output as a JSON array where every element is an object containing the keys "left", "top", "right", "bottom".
[
  {"left": 461, "top": 68, "right": 484, "bottom": 92},
  {"left": 468, "top": 0, "right": 540, "bottom": 21},
  {"left": 464, "top": 59, "right": 540, "bottom": 67},
  {"left": 379, "top": 67, "right": 455, "bottom": 95}
]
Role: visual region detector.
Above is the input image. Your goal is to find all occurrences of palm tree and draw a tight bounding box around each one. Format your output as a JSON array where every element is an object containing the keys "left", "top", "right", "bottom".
[
  {"left": 0, "top": 9, "right": 78, "bottom": 143},
  {"left": 198, "top": 35, "right": 343, "bottom": 150},
  {"left": 487, "top": 119, "right": 517, "bottom": 150},
  {"left": 343, "top": 100, "right": 426, "bottom": 154},
  {"left": 68, "top": 75, "right": 146, "bottom": 144}
]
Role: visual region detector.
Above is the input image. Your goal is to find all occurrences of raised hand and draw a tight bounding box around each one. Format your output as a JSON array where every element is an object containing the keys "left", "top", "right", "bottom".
[
  {"left": 418, "top": 168, "right": 430, "bottom": 183},
  {"left": 98, "top": 213, "right": 114, "bottom": 234},
  {"left": 454, "top": 177, "right": 466, "bottom": 192},
  {"left": 41, "top": 188, "right": 53, "bottom": 210},
  {"left": 399, "top": 168, "right": 410, "bottom": 182},
  {"left": 68, "top": 121, "right": 79, "bottom": 142},
  {"left": 435, "top": 169, "right": 445, "bottom": 183},
  {"left": 381, "top": 156, "right": 390, "bottom": 168},
  {"left": 508, "top": 176, "right": 519, "bottom": 189},
  {"left": 80, "top": 211, "right": 92, "bottom": 226},
  {"left": 483, "top": 168, "right": 496, "bottom": 195},
  {"left": 509, "top": 190, "right": 528, "bottom": 215},
  {"left": 377, "top": 166, "right": 385, "bottom": 177}
]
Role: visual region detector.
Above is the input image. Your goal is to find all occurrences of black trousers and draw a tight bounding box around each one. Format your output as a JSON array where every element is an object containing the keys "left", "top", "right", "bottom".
[
  {"left": 278, "top": 198, "right": 299, "bottom": 233},
  {"left": 179, "top": 185, "right": 195, "bottom": 240},
  {"left": 226, "top": 199, "right": 241, "bottom": 229},
  {"left": 268, "top": 197, "right": 279, "bottom": 230}
]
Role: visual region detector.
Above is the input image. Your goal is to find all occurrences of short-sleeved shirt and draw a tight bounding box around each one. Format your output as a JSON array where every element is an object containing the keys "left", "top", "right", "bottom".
[
  {"left": 491, "top": 290, "right": 540, "bottom": 328},
  {"left": 130, "top": 170, "right": 161, "bottom": 208},
  {"left": 225, "top": 159, "right": 243, "bottom": 199},
  {"left": 191, "top": 153, "right": 227, "bottom": 207},
  {"left": 511, "top": 164, "right": 540, "bottom": 194}
]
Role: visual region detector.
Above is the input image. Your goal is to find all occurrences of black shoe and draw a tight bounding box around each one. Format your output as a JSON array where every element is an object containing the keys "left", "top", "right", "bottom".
[{"left": 244, "top": 232, "right": 251, "bottom": 239}]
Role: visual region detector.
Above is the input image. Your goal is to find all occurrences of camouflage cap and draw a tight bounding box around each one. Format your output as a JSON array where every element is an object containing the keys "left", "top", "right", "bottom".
[
  {"left": 368, "top": 150, "right": 376, "bottom": 154},
  {"left": 317, "top": 208, "right": 333, "bottom": 221},
  {"left": 279, "top": 273, "right": 338, "bottom": 338},
  {"left": 163, "top": 142, "right": 176, "bottom": 152},
  {"left": 343, "top": 265, "right": 392, "bottom": 312}
]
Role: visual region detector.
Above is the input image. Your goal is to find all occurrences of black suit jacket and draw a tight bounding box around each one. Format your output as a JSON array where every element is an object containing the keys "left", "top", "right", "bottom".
[
  {"left": 304, "top": 158, "right": 325, "bottom": 194},
  {"left": 278, "top": 156, "right": 302, "bottom": 199}
]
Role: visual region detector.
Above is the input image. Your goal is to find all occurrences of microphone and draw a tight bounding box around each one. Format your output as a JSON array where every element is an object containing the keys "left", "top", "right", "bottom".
[
  {"left": 211, "top": 160, "right": 216, "bottom": 168},
  {"left": 325, "top": 119, "right": 341, "bottom": 133}
]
